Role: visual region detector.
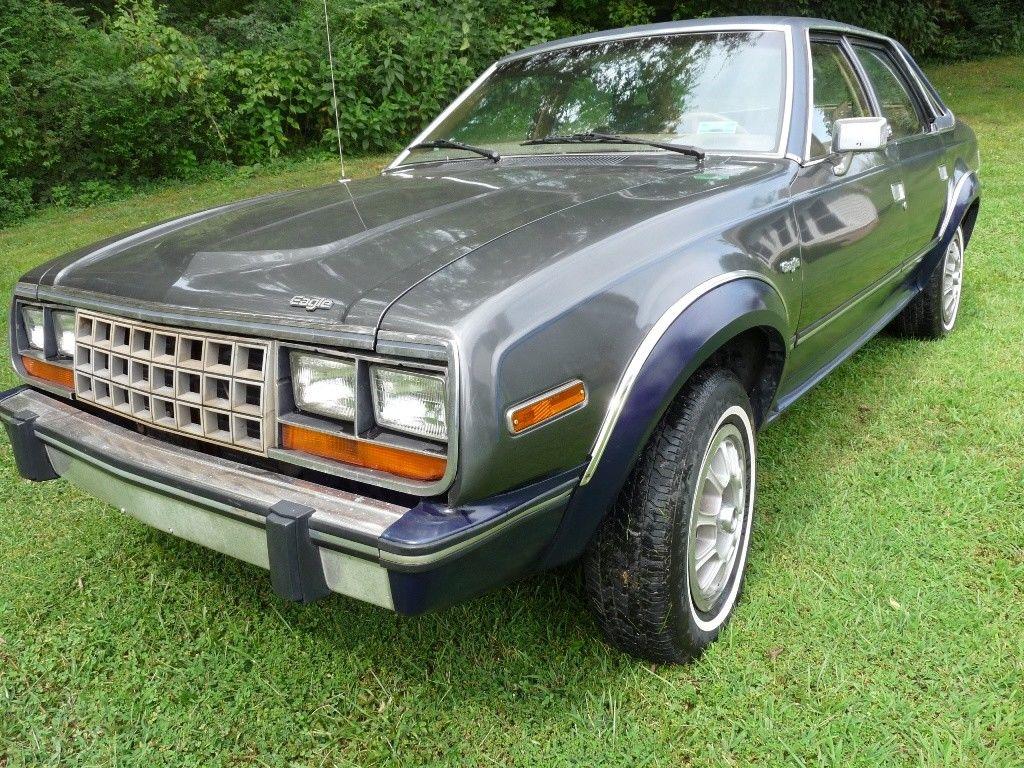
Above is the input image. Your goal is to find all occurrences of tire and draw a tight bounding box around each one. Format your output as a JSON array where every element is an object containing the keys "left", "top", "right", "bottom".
[
  {"left": 891, "top": 226, "right": 965, "bottom": 339},
  {"left": 583, "top": 368, "right": 756, "bottom": 663}
]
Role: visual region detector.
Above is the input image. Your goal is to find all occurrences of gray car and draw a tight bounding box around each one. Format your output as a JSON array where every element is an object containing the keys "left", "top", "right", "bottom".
[{"left": 3, "top": 17, "right": 980, "bottom": 662}]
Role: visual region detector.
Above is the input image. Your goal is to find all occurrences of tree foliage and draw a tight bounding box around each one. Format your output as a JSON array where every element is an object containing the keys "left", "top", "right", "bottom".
[{"left": 0, "top": 0, "right": 1020, "bottom": 224}]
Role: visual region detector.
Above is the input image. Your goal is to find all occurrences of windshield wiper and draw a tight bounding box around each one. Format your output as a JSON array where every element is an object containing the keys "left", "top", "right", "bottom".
[
  {"left": 521, "top": 132, "right": 704, "bottom": 162},
  {"left": 410, "top": 138, "right": 500, "bottom": 163}
]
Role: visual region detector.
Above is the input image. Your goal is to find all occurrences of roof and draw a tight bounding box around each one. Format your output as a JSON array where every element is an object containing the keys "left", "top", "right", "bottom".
[{"left": 500, "top": 16, "right": 890, "bottom": 62}]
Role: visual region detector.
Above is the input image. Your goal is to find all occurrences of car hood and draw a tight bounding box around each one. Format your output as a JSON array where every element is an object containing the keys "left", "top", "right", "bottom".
[{"left": 33, "top": 157, "right": 764, "bottom": 340}]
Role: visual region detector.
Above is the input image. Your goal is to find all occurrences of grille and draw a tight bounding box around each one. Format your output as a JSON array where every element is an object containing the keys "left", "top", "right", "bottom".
[{"left": 72, "top": 311, "right": 272, "bottom": 454}]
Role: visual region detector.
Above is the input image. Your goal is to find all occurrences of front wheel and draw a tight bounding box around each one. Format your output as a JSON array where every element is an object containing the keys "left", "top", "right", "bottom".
[{"left": 583, "top": 368, "right": 756, "bottom": 663}]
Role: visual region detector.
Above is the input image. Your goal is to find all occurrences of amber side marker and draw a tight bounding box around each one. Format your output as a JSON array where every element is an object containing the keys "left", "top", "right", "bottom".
[
  {"left": 281, "top": 423, "right": 447, "bottom": 482},
  {"left": 22, "top": 356, "right": 74, "bottom": 390},
  {"left": 508, "top": 379, "right": 587, "bottom": 435}
]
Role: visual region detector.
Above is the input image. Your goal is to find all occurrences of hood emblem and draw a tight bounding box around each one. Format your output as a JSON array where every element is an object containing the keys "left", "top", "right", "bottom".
[{"left": 290, "top": 295, "right": 335, "bottom": 312}]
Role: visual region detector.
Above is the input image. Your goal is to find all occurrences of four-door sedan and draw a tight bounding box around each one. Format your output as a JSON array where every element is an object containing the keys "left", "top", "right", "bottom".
[{"left": 2, "top": 17, "right": 979, "bottom": 662}]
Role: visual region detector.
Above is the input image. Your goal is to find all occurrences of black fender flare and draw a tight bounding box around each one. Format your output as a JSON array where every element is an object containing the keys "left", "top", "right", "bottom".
[
  {"left": 540, "top": 274, "right": 790, "bottom": 567},
  {"left": 913, "top": 169, "right": 980, "bottom": 290}
]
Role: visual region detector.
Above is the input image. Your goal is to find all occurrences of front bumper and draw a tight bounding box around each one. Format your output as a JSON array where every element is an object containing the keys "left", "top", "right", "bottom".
[{"left": 0, "top": 386, "right": 577, "bottom": 614}]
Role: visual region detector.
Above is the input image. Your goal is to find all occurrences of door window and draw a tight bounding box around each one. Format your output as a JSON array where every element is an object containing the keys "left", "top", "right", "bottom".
[
  {"left": 808, "top": 42, "right": 871, "bottom": 159},
  {"left": 851, "top": 45, "right": 925, "bottom": 139}
]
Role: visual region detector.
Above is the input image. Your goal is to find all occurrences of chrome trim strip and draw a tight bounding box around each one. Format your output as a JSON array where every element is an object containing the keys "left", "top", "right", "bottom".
[
  {"left": 501, "top": 22, "right": 793, "bottom": 61},
  {"left": 938, "top": 172, "right": 974, "bottom": 242},
  {"left": 505, "top": 379, "right": 587, "bottom": 435},
  {"left": 378, "top": 487, "right": 574, "bottom": 568},
  {"left": 387, "top": 63, "right": 498, "bottom": 171},
  {"left": 580, "top": 270, "right": 780, "bottom": 485}
]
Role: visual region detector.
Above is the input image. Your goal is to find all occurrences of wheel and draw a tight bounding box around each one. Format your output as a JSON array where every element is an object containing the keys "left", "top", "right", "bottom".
[
  {"left": 892, "top": 226, "right": 965, "bottom": 339},
  {"left": 583, "top": 368, "right": 756, "bottom": 663}
]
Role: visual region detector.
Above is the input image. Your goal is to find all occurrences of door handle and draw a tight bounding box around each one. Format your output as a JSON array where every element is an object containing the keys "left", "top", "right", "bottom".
[
  {"left": 891, "top": 181, "right": 908, "bottom": 209},
  {"left": 779, "top": 257, "right": 801, "bottom": 274}
]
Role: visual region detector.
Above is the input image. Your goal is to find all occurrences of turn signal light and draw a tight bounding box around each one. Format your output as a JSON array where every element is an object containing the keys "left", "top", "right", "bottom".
[
  {"left": 281, "top": 423, "right": 447, "bottom": 482},
  {"left": 507, "top": 380, "right": 587, "bottom": 434},
  {"left": 21, "top": 356, "right": 74, "bottom": 390}
]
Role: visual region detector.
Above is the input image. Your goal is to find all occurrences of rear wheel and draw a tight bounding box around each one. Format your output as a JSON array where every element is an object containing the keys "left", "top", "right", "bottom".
[
  {"left": 583, "top": 368, "right": 756, "bottom": 663},
  {"left": 892, "top": 226, "right": 965, "bottom": 338}
]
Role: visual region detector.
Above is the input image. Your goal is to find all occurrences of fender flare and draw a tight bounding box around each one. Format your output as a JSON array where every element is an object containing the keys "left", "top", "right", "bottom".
[
  {"left": 913, "top": 169, "right": 980, "bottom": 290},
  {"left": 540, "top": 274, "right": 789, "bottom": 567}
]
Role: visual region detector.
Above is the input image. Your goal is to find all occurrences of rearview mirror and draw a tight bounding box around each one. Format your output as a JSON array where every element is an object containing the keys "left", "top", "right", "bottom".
[{"left": 832, "top": 117, "right": 891, "bottom": 153}]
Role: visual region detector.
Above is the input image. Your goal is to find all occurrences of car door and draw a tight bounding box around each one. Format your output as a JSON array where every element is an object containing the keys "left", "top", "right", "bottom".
[
  {"left": 787, "top": 37, "right": 908, "bottom": 382},
  {"left": 849, "top": 40, "right": 948, "bottom": 260}
]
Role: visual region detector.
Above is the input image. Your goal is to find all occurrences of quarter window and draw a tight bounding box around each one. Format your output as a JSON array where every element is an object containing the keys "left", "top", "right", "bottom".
[
  {"left": 808, "top": 42, "right": 870, "bottom": 159},
  {"left": 852, "top": 45, "right": 924, "bottom": 139}
]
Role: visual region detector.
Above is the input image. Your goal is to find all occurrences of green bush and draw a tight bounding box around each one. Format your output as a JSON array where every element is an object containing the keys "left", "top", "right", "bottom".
[{"left": 0, "top": 0, "right": 1020, "bottom": 226}]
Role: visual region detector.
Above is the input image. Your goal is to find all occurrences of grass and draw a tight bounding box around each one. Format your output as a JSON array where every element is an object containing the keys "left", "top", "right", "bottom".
[{"left": 1, "top": 57, "right": 1022, "bottom": 767}]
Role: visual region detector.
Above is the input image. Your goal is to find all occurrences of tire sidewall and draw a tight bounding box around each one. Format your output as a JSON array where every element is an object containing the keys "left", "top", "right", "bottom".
[{"left": 668, "top": 380, "right": 756, "bottom": 648}]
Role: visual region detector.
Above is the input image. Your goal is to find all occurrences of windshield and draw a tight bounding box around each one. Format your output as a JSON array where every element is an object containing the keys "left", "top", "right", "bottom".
[{"left": 402, "top": 30, "right": 788, "bottom": 165}]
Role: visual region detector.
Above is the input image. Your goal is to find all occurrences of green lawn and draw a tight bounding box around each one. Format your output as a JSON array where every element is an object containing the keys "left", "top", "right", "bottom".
[{"left": 1, "top": 57, "right": 1022, "bottom": 767}]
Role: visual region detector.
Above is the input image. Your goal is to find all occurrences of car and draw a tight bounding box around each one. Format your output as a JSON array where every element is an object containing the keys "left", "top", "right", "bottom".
[{"left": 2, "top": 16, "right": 980, "bottom": 662}]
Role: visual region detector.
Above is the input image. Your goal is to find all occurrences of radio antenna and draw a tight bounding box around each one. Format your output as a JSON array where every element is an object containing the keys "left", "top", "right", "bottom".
[{"left": 322, "top": 0, "right": 348, "bottom": 182}]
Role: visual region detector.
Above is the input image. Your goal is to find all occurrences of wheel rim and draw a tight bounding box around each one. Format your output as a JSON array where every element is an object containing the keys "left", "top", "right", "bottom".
[
  {"left": 687, "top": 422, "right": 747, "bottom": 613},
  {"left": 941, "top": 230, "right": 964, "bottom": 330}
]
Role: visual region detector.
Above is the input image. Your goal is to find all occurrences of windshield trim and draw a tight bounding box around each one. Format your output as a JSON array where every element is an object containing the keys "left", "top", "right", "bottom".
[{"left": 388, "top": 24, "right": 795, "bottom": 170}]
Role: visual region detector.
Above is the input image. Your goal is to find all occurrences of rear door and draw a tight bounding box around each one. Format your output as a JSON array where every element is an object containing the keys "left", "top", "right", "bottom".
[
  {"left": 849, "top": 40, "right": 948, "bottom": 260},
  {"left": 790, "top": 37, "right": 908, "bottom": 362}
]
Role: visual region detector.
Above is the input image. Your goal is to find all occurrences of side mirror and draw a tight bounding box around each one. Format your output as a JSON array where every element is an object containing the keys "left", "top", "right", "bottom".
[{"left": 829, "top": 117, "right": 892, "bottom": 175}]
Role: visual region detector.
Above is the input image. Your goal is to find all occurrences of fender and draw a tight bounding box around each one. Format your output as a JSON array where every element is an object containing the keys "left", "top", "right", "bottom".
[
  {"left": 540, "top": 274, "right": 789, "bottom": 568},
  {"left": 912, "top": 169, "right": 980, "bottom": 291}
]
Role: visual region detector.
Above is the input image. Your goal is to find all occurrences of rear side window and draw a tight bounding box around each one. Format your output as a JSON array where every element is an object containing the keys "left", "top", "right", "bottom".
[
  {"left": 808, "top": 41, "right": 871, "bottom": 159},
  {"left": 852, "top": 45, "right": 925, "bottom": 139}
]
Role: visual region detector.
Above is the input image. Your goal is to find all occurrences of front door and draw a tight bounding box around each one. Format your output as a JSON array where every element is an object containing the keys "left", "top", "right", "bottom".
[
  {"left": 788, "top": 38, "right": 908, "bottom": 382},
  {"left": 849, "top": 41, "right": 948, "bottom": 260}
]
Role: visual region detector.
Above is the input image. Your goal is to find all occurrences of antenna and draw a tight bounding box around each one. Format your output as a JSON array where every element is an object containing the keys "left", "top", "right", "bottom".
[{"left": 322, "top": 0, "right": 348, "bottom": 182}]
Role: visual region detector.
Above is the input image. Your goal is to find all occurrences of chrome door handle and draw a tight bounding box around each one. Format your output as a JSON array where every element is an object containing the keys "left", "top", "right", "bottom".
[
  {"left": 779, "top": 257, "right": 801, "bottom": 274},
  {"left": 891, "top": 181, "right": 908, "bottom": 209}
]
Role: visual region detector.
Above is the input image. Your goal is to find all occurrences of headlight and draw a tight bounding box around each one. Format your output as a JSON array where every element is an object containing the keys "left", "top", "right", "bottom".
[
  {"left": 290, "top": 352, "right": 357, "bottom": 421},
  {"left": 370, "top": 366, "right": 447, "bottom": 441},
  {"left": 20, "top": 306, "right": 45, "bottom": 351},
  {"left": 52, "top": 310, "right": 76, "bottom": 358}
]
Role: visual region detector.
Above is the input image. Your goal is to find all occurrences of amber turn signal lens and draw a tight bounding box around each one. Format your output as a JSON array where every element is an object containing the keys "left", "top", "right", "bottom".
[
  {"left": 508, "top": 380, "right": 587, "bottom": 434},
  {"left": 281, "top": 423, "right": 447, "bottom": 482},
  {"left": 21, "top": 356, "right": 74, "bottom": 390}
]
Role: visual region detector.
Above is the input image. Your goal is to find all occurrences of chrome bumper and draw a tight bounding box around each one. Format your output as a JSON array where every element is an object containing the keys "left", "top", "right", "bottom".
[
  {"left": 0, "top": 386, "right": 401, "bottom": 608},
  {"left": 1, "top": 386, "right": 579, "bottom": 614}
]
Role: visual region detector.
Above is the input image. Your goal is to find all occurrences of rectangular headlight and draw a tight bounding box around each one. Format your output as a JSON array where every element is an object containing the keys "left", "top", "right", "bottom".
[
  {"left": 370, "top": 366, "right": 447, "bottom": 441},
  {"left": 290, "top": 352, "right": 357, "bottom": 421},
  {"left": 52, "top": 310, "right": 76, "bottom": 358},
  {"left": 21, "top": 305, "right": 45, "bottom": 351}
]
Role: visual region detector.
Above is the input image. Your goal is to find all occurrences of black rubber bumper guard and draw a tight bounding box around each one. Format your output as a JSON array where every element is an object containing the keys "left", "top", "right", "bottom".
[{"left": 1, "top": 394, "right": 334, "bottom": 605}]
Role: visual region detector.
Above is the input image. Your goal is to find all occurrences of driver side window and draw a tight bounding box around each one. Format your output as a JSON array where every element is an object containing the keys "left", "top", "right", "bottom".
[{"left": 808, "top": 42, "right": 871, "bottom": 159}]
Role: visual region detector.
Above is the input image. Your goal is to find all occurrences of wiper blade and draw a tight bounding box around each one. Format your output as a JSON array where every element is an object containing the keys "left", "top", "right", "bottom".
[
  {"left": 521, "top": 132, "right": 704, "bottom": 161},
  {"left": 410, "top": 139, "right": 500, "bottom": 163}
]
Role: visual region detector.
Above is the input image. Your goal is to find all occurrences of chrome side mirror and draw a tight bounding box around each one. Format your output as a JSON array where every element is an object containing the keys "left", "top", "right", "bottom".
[{"left": 829, "top": 117, "right": 892, "bottom": 175}]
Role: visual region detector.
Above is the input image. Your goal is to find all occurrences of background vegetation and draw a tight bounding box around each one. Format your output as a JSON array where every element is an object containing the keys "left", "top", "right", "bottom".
[
  {"left": 0, "top": 54, "right": 1022, "bottom": 767},
  {"left": 2, "top": 0, "right": 1023, "bottom": 226}
]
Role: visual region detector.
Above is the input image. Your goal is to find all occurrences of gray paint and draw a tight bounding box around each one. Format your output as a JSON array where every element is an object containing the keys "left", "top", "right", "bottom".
[{"left": 14, "top": 17, "right": 979, "bottom": 509}]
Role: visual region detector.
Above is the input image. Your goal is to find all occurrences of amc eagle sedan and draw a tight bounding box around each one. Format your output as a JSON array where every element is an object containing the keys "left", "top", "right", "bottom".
[{"left": 3, "top": 17, "right": 979, "bottom": 662}]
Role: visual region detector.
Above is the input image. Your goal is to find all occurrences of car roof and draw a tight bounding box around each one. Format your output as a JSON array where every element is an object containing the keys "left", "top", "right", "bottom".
[{"left": 500, "top": 16, "right": 891, "bottom": 62}]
